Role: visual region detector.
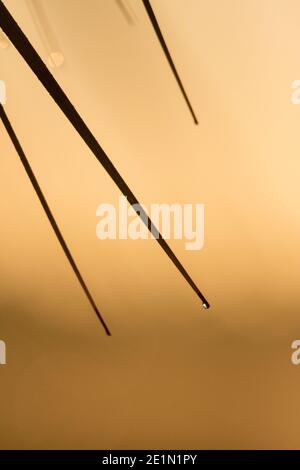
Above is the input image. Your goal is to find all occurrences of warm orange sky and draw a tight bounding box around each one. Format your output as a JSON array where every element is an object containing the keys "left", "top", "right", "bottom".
[{"left": 1, "top": 0, "right": 300, "bottom": 449}]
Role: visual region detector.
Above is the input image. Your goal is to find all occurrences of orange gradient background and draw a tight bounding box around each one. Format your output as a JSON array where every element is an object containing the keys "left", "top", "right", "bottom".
[{"left": 1, "top": 0, "right": 300, "bottom": 449}]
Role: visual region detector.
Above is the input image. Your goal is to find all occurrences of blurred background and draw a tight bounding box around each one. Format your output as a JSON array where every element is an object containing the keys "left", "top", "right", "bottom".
[{"left": 1, "top": 0, "right": 300, "bottom": 449}]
